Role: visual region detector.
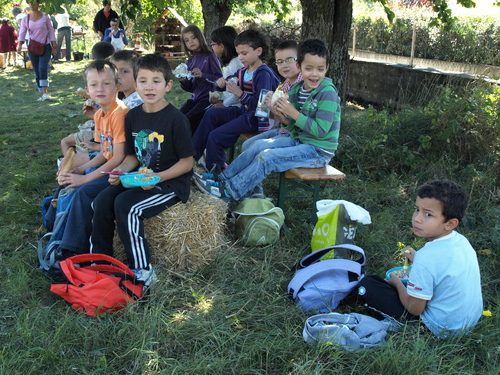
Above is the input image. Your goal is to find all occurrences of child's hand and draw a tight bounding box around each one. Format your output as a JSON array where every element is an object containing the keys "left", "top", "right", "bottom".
[
  {"left": 269, "top": 105, "right": 289, "bottom": 125},
  {"left": 273, "top": 97, "right": 298, "bottom": 119},
  {"left": 177, "top": 77, "right": 185, "bottom": 83},
  {"left": 401, "top": 247, "right": 416, "bottom": 263},
  {"left": 108, "top": 169, "right": 122, "bottom": 185},
  {"left": 226, "top": 79, "right": 242, "bottom": 97},
  {"left": 386, "top": 273, "right": 403, "bottom": 287},
  {"left": 216, "top": 77, "right": 226, "bottom": 88},
  {"left": 80, "top": 141, "right": 100, "bottom": 152},
  {"left": 191, "top": 68, "right": 202, "bottom": 78},
  {"left": 57, "top": 172, "right": 86, "bottom": 188},
  {"left": 83, "top": 104, "right": 98, "bottom": 119},
  {"left": 141, "top": 172, "right": 158, "bottom": 190}
]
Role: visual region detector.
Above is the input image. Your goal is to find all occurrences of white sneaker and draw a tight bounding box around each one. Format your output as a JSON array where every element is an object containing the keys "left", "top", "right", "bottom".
[
  {"left": 132, "top": 266, "right": 158, "bottom": 286},
  {"left": 37, "top": 93, "right": 50, "bottom": 101}
]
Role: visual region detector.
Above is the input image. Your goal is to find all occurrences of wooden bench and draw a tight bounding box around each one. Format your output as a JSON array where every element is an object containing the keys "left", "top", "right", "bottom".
[{"left": 277, "top": 165, "right": 346, "bottom": 223}]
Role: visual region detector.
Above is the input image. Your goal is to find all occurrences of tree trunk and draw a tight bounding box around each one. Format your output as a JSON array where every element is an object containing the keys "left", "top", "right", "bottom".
[
  {"left": 200, "top": 0, "right": 233, "bottom": 38},
  {"left": 300, "top": 0, "right": 352, "bottom": 103}
]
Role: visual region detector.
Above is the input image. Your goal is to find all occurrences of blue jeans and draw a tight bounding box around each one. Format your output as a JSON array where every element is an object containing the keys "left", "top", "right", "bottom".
[
  {"left": 60, "top": 176, "right": 110, "bottom": 254},
  {"left": 221, "top": 134, "right": 331, "bottom": 200},
  {"left": 28, "top": 43, "right": 51, "bottom": 91},
  {"left": 242, "top": 128, "right": 279, "bottom": 152}
]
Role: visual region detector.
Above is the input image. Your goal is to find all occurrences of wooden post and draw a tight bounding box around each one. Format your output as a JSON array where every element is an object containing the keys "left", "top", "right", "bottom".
[
  {"left": 409, "top": 26, "right": 416, "bottom": 67},
  {"left": 352, "top": 25, "right": 357, "bottom": 58}
]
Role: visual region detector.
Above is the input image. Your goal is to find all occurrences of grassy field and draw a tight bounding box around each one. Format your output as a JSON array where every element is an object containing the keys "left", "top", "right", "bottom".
[{"left": 0, "top": 60, "right": 499, "bottom": 374}]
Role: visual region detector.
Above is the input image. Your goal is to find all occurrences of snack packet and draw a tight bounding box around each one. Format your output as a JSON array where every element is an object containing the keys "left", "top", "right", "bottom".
[
  {"left": 173, "top": 63, "right": 193, "bottom": 80},
  {"left": 255, "top": 89, "right": 273, "bottom": 118}
]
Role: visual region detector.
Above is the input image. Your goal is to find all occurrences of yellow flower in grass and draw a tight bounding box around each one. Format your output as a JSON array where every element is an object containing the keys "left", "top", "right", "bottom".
[{"left": 482, "top": 310, "right": 492, "bottom": 316}]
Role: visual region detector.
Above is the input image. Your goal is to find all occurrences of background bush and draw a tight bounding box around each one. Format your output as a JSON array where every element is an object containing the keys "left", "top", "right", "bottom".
[{"left": 352, "top": 15, "right": 500, "bottom": 66}]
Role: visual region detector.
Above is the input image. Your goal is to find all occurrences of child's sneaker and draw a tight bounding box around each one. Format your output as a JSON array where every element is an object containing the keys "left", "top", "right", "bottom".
[
  {"left": 132, "top": 266, "right": 158, "bottom": 286},
  {"left": 193, "top": 174, "right": 232, "bottom": 199},
  {"left": 199, "top": 163, "right": 224, "bottom": 181}
]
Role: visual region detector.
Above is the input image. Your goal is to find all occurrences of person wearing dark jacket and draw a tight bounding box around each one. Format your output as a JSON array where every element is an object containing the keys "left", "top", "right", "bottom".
[{"left": 93, "top": 0, "right": 121, "bottom": 40}]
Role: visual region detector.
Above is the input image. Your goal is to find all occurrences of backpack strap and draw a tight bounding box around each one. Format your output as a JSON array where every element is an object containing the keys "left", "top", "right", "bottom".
[
  {"left": 64, "top": 253, "right": 135, "bottom": 275},
  {"left": 300, "top": 244, "right": 366, "bottom": 268},
  {"left": 38, "top": 232, "right": 60, "bottom": 270},
  {"left": 288, "top": 258, "right": 363, "bottom": 300},
  {"left": 58, "top": 254, "right": 144, "bottom": 299}
]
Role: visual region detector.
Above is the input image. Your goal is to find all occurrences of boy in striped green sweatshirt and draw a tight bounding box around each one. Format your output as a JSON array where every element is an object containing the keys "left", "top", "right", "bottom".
[{"left": 194, "top": 39, "right": 341, "bottom": 200}]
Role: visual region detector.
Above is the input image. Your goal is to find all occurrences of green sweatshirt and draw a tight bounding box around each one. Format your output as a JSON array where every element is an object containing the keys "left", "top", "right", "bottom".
[{"left": 285, "top": 77, "right": 341, "bottom": 154}]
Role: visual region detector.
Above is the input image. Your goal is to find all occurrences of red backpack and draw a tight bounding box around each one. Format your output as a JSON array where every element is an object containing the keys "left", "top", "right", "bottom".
[{"left": 50, "top": 254, "right": 145, "bottom": 316}]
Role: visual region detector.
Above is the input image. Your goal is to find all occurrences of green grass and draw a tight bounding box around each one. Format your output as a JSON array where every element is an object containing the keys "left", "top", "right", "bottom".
[{"left": 1, "top": 61, "right": 499, "bottom": 374}]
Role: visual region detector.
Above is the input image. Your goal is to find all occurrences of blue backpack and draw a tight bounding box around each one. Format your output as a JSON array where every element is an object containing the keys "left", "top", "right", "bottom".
[{"left": 38, "top": 186, "right": 77, "bottom": 275}]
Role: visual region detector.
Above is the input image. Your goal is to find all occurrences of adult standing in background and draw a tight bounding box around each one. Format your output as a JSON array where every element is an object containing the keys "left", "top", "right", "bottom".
[
  {"left": 103, "top": 18, "right": 128, "bottom": 50},
  {"left": 55, "top": 5, "right": 71, "bottom": 61},
  {"left": 93, "top": 0, "right": 121, "bottom": 41},
  {"left": 11, "top": 5, "right": 23, "bottom": 32},
  {"left": 0, "top": 18, "right": 18, "bottom": 67},
  {"left": 17, "top": 0, "right": 56, "bottom": 101},
  {"left": 17, "top": 7, "right": 30, "bottom": 31}
]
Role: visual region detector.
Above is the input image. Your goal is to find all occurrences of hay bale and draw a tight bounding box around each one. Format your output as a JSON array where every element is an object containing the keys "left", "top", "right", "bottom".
[{"left": 113, "top": 189, "right": 228, "bottom": 273}]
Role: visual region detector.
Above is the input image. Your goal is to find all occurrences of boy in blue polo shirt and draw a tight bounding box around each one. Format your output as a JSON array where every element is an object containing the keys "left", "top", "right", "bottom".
[{"left": 358, "top": 180, "right": 483, "bottom": 338}]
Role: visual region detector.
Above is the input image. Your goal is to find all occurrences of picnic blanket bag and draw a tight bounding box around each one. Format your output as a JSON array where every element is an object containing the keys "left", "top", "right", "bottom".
[
  {"left": 50, "top": 253, "right": 145, "bottom": 316},
  {"left": 288, "top": 244, "right": 366, "bottom": 313}
]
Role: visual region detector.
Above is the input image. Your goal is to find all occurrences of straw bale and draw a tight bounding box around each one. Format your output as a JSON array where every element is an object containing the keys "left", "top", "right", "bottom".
[{"left": 113, "top": 189, "right": 228, "bottom": 273}]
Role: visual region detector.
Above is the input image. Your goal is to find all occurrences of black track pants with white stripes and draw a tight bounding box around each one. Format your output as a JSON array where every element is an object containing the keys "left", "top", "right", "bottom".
[{"left": 90, "top": 184, "right": 181, "bottom": 269}]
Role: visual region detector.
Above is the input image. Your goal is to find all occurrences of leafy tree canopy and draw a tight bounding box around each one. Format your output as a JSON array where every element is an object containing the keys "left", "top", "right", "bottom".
[{"left": 2, "top": 0, "right": 493, "bottom": 30}]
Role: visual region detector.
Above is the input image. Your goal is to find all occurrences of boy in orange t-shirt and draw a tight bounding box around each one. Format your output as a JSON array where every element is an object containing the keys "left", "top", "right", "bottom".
[{"left": 59, "top": 60, "right": 128, "bottom": 255}]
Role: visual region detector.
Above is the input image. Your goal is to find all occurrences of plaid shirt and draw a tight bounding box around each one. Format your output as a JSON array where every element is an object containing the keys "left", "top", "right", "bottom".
[{"left": 278, "top": 72, "right": 303, "bottom": 134}]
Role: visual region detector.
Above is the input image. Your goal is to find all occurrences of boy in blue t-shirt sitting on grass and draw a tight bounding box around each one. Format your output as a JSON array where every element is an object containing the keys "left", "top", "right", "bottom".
[{"left": 358, "top": 180, "right": 483, "bottom": 338}]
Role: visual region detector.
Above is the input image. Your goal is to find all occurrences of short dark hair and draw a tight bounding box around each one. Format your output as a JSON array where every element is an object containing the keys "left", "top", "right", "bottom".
[
  {"left": 180, "top": 25, "right": 212, "bottom": 57},
  {"left": 110, "top": 18, "right": 118, "bottom": 24},
  {"left": 91, "top": 41, "right": 115, "bottom": 60},
  {"left": 210, "top": 26, "right": 238, "bottom": 67},
  {"left": 297, "top": 39, "right": 329, "bottom": 66},
  {"left": 110, "top": 49, "right": 140, "bottom": 68},
  {"left": 134, "top": 53, "right": 172, "bottom": 83},
  {"left": 102, "top": 0, "right": 110, "bottom": 6},
  {"left": 275, "top": 40, "right": 298, "bottom": 53},
  {"left": 83, "top": 59, "right": 118, "bottom": 85},
  {"left": 417, "top": 180, "right": 469, "bottom": 222},
  {"left": 235, "top": 28, "right": 270, "bottom": 62}
]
